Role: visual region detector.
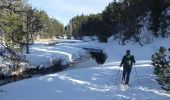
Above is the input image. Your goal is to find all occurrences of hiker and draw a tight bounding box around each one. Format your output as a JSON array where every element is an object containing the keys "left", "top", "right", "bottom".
[{"left": 120, "top": 50, "right": 135, "bottom": 86}]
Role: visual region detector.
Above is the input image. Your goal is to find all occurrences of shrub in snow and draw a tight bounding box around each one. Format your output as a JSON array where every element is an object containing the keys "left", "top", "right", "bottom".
[
  {"left": 151, "top": 46, "right": 170, "bottom": 91},
  {"left": 0, "top": 64, "right": 11, "bottom": 76},
  {"left": 0, "top": 63, "right": 27, "bottom": 75},
  {"left": 50, "top": 57, "right": 63, "bottom": 71},
  {"left": 90, "top": 51, "right": 107, "bottom": 64},
  {"left": 0, "top": 44, "right": 27, "bottom": 76}
]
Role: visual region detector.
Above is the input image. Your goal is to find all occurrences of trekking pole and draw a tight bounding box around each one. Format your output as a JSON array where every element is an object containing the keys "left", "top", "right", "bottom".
[{"left": 134, "top": 64, "right": 140, "bottom": 83}]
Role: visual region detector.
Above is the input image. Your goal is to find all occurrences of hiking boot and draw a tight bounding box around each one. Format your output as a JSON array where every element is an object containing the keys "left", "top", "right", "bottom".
[{"left": 125, "top": 83, "right": 128, "bottom": 87}]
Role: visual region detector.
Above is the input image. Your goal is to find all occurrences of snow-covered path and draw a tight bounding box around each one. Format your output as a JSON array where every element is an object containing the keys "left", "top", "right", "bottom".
[
  {"left": 106, "top": 61, "right": 170, "bottom": 100},
  {"left": 1, "top": 60, "right": 170, "bottom": 100}
]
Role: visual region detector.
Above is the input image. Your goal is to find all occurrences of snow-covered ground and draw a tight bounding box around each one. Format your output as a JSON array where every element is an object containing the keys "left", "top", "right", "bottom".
[
  {"left": 25, "top": 39, "right": 106, "bottom": 68},
  {"left": 1, "top": 38, "right": 170, "bottom": 100},
  {"left": 25, "top": 40, "right": 88, "bottom": 67}
]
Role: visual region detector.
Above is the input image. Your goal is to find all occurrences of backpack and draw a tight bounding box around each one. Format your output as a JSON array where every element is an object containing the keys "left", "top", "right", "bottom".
[{"left": 125, "top": 55, "right": 133, "bottom": 66}]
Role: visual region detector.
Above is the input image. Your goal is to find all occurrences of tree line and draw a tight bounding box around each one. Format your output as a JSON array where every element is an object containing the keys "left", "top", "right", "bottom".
[
  {"left": 0, "top": 0, "right": 65, "bottom": 79},
  {"left": 66, "top": 0, "right": 170, "bottom": 44},
  {"left": 0, "top": 0, "right": 65, "bottom": 54}
]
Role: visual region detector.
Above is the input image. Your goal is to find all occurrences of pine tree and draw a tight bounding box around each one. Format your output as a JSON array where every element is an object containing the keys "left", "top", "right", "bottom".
[
  {"left": 152, "top": 46, "right": 170, "bottom": 91},
  {"left": 150, "top": 0, "right": 166, "bottom": 36}
]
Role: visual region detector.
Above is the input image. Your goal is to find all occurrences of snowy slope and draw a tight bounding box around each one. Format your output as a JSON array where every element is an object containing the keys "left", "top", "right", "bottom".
[{"left": 1, "top": 38, "right": 170, "bottom": 100}]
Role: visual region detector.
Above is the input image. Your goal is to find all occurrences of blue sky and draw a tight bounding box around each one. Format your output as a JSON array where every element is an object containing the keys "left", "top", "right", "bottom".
[{"left": 28, "top": 0, "right": 113, "bottom": 26}]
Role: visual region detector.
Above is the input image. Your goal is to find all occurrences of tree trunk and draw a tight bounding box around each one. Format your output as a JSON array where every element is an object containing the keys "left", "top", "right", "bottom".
[
  {"left": 26, "top": 12, "right": 30, "bottom": 54},
  {"left": 134, "top": 0, "right": 143, "bottom": 47}
]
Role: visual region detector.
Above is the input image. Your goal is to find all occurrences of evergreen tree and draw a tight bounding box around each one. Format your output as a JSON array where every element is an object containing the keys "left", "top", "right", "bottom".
[
  {"left": 152, "top": 46, "right": 170, "bottom": 91},
  {"left": 47, "top": 18, "right": 65, "bottom": 38},
  {"left": 0, "top": 0, "right": 25, "bottom": 49},
  {"left": 159, "top": 5, "right": 170, "bottom": 37},
  {"left": 65, "top": 0, "right": 170, "bottom": 43},
  {"left": 0, "top": 0, "right": 28, "bottom": 75},
  {"left": 150, "top": 0, "right": 166, "bottom": 36}
]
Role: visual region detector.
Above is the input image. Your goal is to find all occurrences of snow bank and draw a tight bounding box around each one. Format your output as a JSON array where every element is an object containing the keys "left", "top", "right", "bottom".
[
  {"left": 82, "top": 36, "right": 98, "bottom": 42},
  {"left": 25, "top": 43, "right": 87, "bottom": 68},
  {"left": 25, "top": 39, "right": 107, "bottom": 68}
]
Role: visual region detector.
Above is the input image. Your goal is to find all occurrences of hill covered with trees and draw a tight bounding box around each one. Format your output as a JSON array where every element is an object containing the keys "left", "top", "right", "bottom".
[{"left": 66, "top": 0, "right": 170, "bottom": 44}]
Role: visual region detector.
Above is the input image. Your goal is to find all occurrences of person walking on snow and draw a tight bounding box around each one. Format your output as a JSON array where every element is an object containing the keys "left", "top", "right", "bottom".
[{"left": 120, "top": 50, "right": 135, "bottom": 86}]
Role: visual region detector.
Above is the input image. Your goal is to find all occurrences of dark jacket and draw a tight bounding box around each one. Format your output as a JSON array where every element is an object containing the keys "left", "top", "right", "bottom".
[{"left": 120, "top": 54, "right": 135, "bottom": 68}]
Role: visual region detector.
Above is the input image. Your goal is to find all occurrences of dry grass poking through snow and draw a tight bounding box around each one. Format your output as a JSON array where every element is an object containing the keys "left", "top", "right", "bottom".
[{"left": 35, "top": 38, "right": 57, "bottom": 43}]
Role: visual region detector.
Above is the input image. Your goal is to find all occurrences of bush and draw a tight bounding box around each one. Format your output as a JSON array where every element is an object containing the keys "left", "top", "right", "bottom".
[
  {"left": 151, "top": 46, "right": 170, "bottom": 91},
  {"left": 50, "top": 57, "right": 63, "bottom": 71},
  {"left": 0, "top": 44, "right": 27, "bottom": 76}
]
